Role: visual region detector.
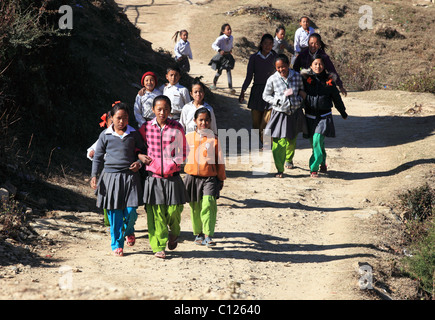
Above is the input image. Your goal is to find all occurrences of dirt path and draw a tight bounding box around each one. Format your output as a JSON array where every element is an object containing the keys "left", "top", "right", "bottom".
[{"left": 1, "top": 0, "right": 434, "bottom": 300}]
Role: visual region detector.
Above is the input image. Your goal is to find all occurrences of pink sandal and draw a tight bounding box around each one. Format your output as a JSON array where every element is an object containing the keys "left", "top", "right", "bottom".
[
  {"left": 126, "top": 234, "right": 135, "bottom": 247},
  {"left": 113, "top": 248, "right": 124, "bottom": 256}
]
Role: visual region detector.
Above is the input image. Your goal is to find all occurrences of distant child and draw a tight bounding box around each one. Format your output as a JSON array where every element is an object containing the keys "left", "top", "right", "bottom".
[
  {"left": 138, "top": 95, "right": 188, "bottom": 259},
  {"left": 293, "top": 33, "right": 347, "bottom": 96},
  {"left": 90, "top": 102, "right": 147, "bottom": 256},
  {"left": 239, "top": 33, "right": 277, "bottom": 145},
  {"left": 300, "top": 54, "right": 347, "bottom": 177},
  {"left": 262, "top": 54, "right": 307, "bottom": 178},
  {"left": 134, "top": 71, "right": 162, "bottom": 127},
  {"left": 173, "top": 29, "right": 193, "bottom": 73},
  {"left": 293, "top": 16, "right": 315, "bottom": 55},
  {"left": 272, "top": 25, "right": 294, "bottom": 55},
  {"left": 184, "top": 107, "right": 226, "bottom": 247},
  {"left": 180, "top": 77, "right": 218, "bottom": 135},
  {"left": 208, "top": 23, "right": 236, "bottom": 94},
  {"left": 159, "top": 66, "right": 191, "bottom": 120},
  {"left": 87, "top": 110, "right": 113, "bottom": 228}
]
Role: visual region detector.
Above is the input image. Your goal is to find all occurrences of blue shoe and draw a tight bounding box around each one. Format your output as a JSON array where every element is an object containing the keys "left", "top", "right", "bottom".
[{"left": 202, "top": 236, "right": 216, "bottom": 247}]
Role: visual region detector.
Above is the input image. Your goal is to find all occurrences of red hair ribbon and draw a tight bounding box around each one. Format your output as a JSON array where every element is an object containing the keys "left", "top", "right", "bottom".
[
  {"left": 112, "top": 101, "right": 121, "bottom": 107},
  {"left": 99, "top": 113, "right": 107, "bottom": 128},
  {"left": 307, "top": 77, "right": 312, "bottom": 84}
]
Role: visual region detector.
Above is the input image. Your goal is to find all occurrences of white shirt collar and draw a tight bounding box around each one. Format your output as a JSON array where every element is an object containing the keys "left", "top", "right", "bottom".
[
  {"left": 106, "top": 124, "right": 135, "bottom": 138},
  {"left": 257, "top": 51, "right": 273, "bottom": 59}
]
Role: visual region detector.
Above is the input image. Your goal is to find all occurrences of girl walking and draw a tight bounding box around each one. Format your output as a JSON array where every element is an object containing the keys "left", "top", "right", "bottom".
[
  {"left": 300, "top": 54, "right": 348, "bottom": 177},
  {"left": 239, "top": 33, "right": 277, "bottom": 145},
  {"left": 180, "top": 77, "right": 218, "bottom": 135},
  {"left": 90, "top": 102, "right": 147, "bottom": 256},
  {"left": 209, "top": 23, "right": 236, "bottom": 94},
  {"left": 173, "top": 29, "right": 193, "bottom": 73},
  {"left": 138, "top": 95, "right": 188, "bottom": 259},
  {"left": 184, "top": 108, "right": 226, "bottom": 247},
  {"left": 263, "top": 54, "right": 307, "bottom": 178}
]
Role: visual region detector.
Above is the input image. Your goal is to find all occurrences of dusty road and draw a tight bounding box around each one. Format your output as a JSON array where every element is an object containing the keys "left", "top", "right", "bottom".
[{"left": 1, "top": 0, "right": 434, "bottom": 300}]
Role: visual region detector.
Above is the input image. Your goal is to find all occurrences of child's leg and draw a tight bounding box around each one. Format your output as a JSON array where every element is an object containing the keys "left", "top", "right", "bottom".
[
  {"left": 285, "top": 136, "right": 297, "bottom": 164},
  {"left": 213, "top": 70, "right": 222, "bottom": 86},
  {"left": 107, "top": 209, "right": 124, "bottom": 250},
  {"left": 309, "top": 133, "right": 325, "bottom": 172},
  {"left": 226, "top": 69, "right": 233, "bottom": 89},
  {"left": 200, "top": 195, "right": 217, "bottom": 237},
  {"left": 123, "top": 207, "right": 137, "bottom": 237},
  {"left": 103, "top": 209, "right": 110, "bottom": 227},
  {"left": 189, "top": 201, "right": 203, "bottom": 235},
  {"left": 145, "top": 204, "right": 168, "bottom": 253},
  {"left": 167, "top": 204, "right": 184, "bottom": 238},
  {"left": 272, "top": 137, "right": 288, "bottom": 173}
]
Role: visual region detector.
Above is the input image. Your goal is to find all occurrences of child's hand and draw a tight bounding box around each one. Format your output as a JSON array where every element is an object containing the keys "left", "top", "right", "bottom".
[
  {"left": 129, "top": 161, "right": 141, "bottom": 172},
  {"left": 238, "top": 91, "right": 245, "bottom": 103},
  {"left": 138, "top": 88, "right": 146, "bottom": 96},
  {"left": 88, "top": 150, "right": 95, "bottom": 159},
  {"left": 138, "top": 154, "right": 152, "bottom": 165},
  {"left": 90, "top": 177, "right": 97, "bottom": 190},
  {"left": 284, "top": 88, "right": 293, "bottom": 96},
  {"left": 218, "top": 180, "right": 224, "bottom": 190}
]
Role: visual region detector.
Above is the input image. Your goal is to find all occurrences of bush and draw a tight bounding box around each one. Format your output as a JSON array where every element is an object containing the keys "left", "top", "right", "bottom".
[
  {"left": 397, "top": 71, "right": 435, "bottom": 93},
  {"left": 398, "top": 183, "right": 434, "bottom": 221},
  {"left": 402, "top": 217, "right": 435, "bottom": 298}
]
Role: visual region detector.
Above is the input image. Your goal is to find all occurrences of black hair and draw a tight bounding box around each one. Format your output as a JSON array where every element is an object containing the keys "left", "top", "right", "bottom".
[
  {"left": 275, "top": 25, "right": 285, "bottom": 34},
  {"left": 275, "top": 53, "right": 290, "bottom": 66},
  {"left": 219, "top": 23, "right": 231, "bottom": 35},
  {"left": 191, "top": 76, "right": 206, "bottom": 92},
  {"left": 111, "top": 102, "right": 129, "bottom": 116},
  {"left": 153, "top": 95, "right": 172, "bottom": 109},
  {"left": 194, "top": 107, "right": 211, "bottom": 120},
  {"left": 166, "top": 65, "right": 181, "bottom": 74},
  {"left": 300, "top": 16, "right": 310, "bottom": 22},
  {"left": 258, "top": 33, "right": 274, "bottom": 52},
  {"left": 309, "top": 33, "right": 327, "bottom": 51},
  {"left": 172, "top": 29, "right": 188, "bottom": 42},
  {"left": 310, "top": 53, "right": 326, "bottom": 67}
]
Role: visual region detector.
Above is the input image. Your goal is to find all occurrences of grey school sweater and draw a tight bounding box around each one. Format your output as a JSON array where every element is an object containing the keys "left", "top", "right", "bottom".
[{"left": 91, "top": 125, "right": 145, "bottom": 177}]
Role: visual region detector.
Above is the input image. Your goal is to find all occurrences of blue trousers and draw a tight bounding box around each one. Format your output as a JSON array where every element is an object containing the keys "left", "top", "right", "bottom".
[{"left": 107, "top": 207, "right": 137, "bottom": 250}]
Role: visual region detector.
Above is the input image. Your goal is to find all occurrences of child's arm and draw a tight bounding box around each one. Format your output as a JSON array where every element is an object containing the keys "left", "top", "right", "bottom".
[
  {"left": 330, "top": 85, "right": 347, "bottom": 119},
  {"left": 86, "top": 140, "right": 98, "bottom": 160},
  {"left": 294, "top": 29, "right": 301, "bottom": 53},
  {"left": 90, "top": 133, "right": 106, "bottom": 189},
  {"left": 134, "top": 94, "right": 145, "bottom": 127}
]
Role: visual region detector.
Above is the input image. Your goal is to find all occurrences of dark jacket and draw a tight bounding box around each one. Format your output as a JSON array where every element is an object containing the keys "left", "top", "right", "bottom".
[{"left": 300, "top": 68, "right": 347, "bottom": 118}]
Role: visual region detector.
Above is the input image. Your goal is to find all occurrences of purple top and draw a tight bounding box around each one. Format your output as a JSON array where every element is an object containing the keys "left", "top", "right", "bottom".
[{"left": 241, "top": 51, "right": 277, "bottom": 92}]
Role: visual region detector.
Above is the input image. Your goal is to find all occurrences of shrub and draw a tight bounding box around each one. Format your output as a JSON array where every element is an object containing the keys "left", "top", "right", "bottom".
[
  {"left": 398, "top": 183, "right": 434, "bottom": 221},
  {"left": 402, "top": 217, "right": 435, "bottom": 298},
  {"left": 397, "top": 71, "right": 435, "bottom": 93}
]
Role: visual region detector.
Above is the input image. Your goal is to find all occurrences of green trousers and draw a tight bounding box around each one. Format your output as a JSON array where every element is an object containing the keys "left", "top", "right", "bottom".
[
  {"left": 309, "top": 133, "right": 326, "bottom": 172},
  {"left": 189, "top": 195, "right": 217, "bottom": 237},
  {"left": 272, "top": 137, "right": 297, "bottom": 172},
  {"left": 145, "top": 204, "right": 184, "bottom": 253}
]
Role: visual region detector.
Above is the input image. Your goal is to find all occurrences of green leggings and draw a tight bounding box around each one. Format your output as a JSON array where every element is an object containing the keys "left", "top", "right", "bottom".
[
  {"left": 272, "top": 137, "right": 297, "bottom": 173},
  {"left": 309, "top": 133, "right": 326, "bottom": 172},
  {"left": 189, "top": 195, "right": 217, "bottom": 237},
  {"left": 145, "top": 204, "right": 184, "bottom": 253}
]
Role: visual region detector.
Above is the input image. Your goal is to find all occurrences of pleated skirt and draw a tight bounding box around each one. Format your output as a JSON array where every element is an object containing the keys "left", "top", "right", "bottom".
[
  {"left": 95, "top": 170, "right": 143, "bottom": 210},
  {"left": 306, "top": 114, "right": 336, "bottom": 138},
  {"left": 143, "top": 174, "right": 187, "bottom": 205},
  {"left": 184, "top": 174, "right": 219, "bottom": 203},
  {"left": 247, "top": 84, "right": 269, "bottom": 111},
  {"left": 265, "top": 108, "right": 308, "bottom": 140},
  {"left": 208, "top": 53, "right": 235, "bottom": 71}
]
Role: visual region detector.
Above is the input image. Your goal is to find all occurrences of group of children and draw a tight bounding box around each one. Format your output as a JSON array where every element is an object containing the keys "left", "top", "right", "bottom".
[
  {"left": 90, "top": 67, "right": 225, "bottom": 259},
  {"left": 89, "top": 17, "right": 348, "bottom": 258}
]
